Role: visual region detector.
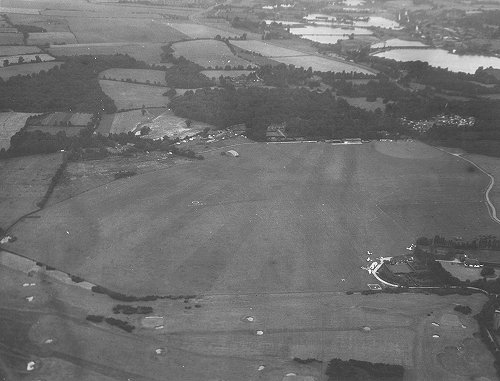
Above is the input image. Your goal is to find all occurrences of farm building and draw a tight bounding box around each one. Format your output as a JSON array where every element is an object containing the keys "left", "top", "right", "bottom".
[{"left": 226, "top": 150, "right": 239, "bottom": 157}]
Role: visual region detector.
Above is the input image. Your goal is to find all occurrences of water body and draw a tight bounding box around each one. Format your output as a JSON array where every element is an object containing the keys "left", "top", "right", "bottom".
[
  {"left": 288, "top": 25, "right": 372, "bottom": 44},
  {"left": 371, "top": 38, "right": 428, "bottom": 49},
  {"left": 304, "top": 14, "right": 401, "bottom": 29},
  {"left": 373, "top": 48, "right": 500, "bottom": 73}
]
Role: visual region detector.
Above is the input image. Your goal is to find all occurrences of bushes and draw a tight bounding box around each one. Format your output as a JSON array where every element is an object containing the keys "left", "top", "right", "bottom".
[
  {"left": 86, "top": 315, "right": 104, "bottom": 323},
  {"left": 114, "top": 170, "right": 137, "bottom": 180},
  {"left": 454, "top": 305, "right": 472, "bottom": 315},
  {"left": 36, "top": 155, "right": 68, "bottom": 208},
  {"left": 91, "top": 284, "right": 196, "bottom": 302},
  {"left": 325, "top": 358, "right": 404, "bottom": 381},
  {"left": 105, "top": 317, "right": 135, "bottom": 332},
  {"left": 112, "top": 305, "right": 153, "bottom": 315}
]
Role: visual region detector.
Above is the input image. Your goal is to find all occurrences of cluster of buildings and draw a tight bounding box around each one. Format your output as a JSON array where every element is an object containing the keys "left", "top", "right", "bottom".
[{"left": 400, "top": 114, "right": 476, "bottom": 133}]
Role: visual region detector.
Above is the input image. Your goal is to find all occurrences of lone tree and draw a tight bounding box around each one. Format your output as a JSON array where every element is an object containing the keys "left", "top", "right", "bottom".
[
  {"left": 185, "top": 119, "right": 192, "bottom": 128},
  {"left": 481, "top": 266, "right": 495, "bottom": 277}
]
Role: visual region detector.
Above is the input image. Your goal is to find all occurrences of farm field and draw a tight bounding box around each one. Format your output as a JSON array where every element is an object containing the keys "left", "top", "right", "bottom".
[
  {"left": 96, "top": 108, "right": 167, "bottom": 135},
  {"left": 5, "top": 141, "right": 498, "bottom": 295},
  {"left": 230, "top": 40, "right": 374, "bottom": 73},
  {"left": 36, "top": 112, "right": 93, "bottom": 126},
  {"left": 27, "top": 31, "right": 77, "bottom": 45},
  {"left": 0, "top": 61, "right": 61, "bottom": 79},
  {"left": 168, "top": 22, "right": 248, "bottom": 39},
  {"left": 171, "top": 39, "right": 254, "bottom": 68},
  {"left": 0, "top": 33, "right": 23, "bottom": 45},
  {"left": 201, "top": 69, "right": 253, "bottom": 79},
  {"left": 0, "top": 112, "right": 36, "bottom": 150},
  {"left": 0, "top": 152, "right": 64, "bottom": 227},
  {"left": 1, "top": 53, "right": 55, "bottom": 66},
  {"left": 99, "top": 68, "right": 167, "bottom": 86},
  {"left": 25, "top": 125, "right": 85, "bottom": 136},
  {"left": 49, "top": 42, "right": 170, "bottom": 65},
  {"left": 0, "top": 46, "right": 41, "bottom": 56},
  {"left": 7, "top": 14, "right": 70, "bottom": 32},
  {"left": 66, "top": 17, "right": 187, "bottom": 44},
  {"left": 99, "top": 80, "right": 168, "bottom": 110}
]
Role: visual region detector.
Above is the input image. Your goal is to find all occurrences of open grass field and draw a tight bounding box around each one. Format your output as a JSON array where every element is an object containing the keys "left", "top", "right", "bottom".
[
  {"left": 7, "top": 14, "right": 70, "bottom": 32},
  {"left": 0, "top": 61, "right": 61, "bottom": 79},
  {"left": 0, "top": 33, "right": 23, "bottom": 45},
  {"left": 5, "top": 141, "right": 498, "bottom": 296},
  {"left": 463, "top": 153, "right": 500, "bottom": 215},
  {"left": 36, "top": 112, "right": 93, "bottom": 126},
  {"left": 99, "top": 68, "right": 167, "bottom": 86},
  {"left": 66, "top": 17, "right": 187, "bottom": 44},
  {"left": 0, "top": 46, "right": 41, "bottom": 56},
  {"left": 341, "top": 96, "right": 386, "bottom": 112},
  {"left": 145, "top": 109, "right": 214, "bottom": 139},
  {"left": 230, "top": 40, "right": 374, "bottom": 73},
  {"left": 99, "top": 80, "right": 168, "bottom": 110},
  {"left": 0, "top": 152, "right": 64, "bottom": 228},
  {"left": 168, "top": 22, "right": 247, "bottom": 39},
  {"left": 171, "top": 39, "right": 254, "bottom": 68},
  {"left": 27, "top": 31, "right": 77, "bottom": 45},
  {"left": 0, "top": 112, "right": 36, "bottom": 150}
]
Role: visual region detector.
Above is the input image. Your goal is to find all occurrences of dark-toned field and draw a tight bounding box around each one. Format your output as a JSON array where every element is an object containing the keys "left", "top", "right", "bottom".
[{"left": 6, "top": 141, "right": 497, "bottom": 296}]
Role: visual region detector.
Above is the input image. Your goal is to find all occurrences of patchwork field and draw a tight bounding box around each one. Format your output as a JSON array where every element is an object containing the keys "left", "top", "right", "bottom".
[
  {"left": 1, "top": 53, "right": 55, "bottom": 67},
  {"left": 230, "top": 40, "right": 374, "bottom": 73},
  {"left": 6, "top": 141, "right": 498, "bottom": 296},
  {"left": 171, "top": 39, "right": 254, "bottom": 68},
  {"left": 0, "top": 152, "right": 64, "bottom": 228},
  {"left": 99, "top": 80, "right": 168, "bottom": 110},
  {"left": 99, "top": 68, "right": 167, "bottom": 86},
  {"left": 0, "top": 112, "right": 36, "bottom": 150},
  {"left": 0, "top": 61, "right": 61, "bottom": 79},
  {"left": 66, "top": 17, "right": 187, "bottom": 44},
  {"left": 27, "top": 31, "right": 77, "bottom": 45}
]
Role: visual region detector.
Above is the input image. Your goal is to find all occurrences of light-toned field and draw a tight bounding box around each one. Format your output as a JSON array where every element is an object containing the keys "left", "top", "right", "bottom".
[
  {"left": 66, "top": 17, "right": 187, "bottom": 44},
  {"left": 441, "top": 261, "right": 498, "bottom": 281},
  {"left": 168, "top": 22, "right": 247, "bottom": 39},
  {"left": 201, "top": 69, "right": 253, "bottom": 79},
  {"left": 99, "top": 80, "right": 168, "bottom": 110},
  {"left": 0, "top": 61, "right": 61, "bottom": 79},
  {"left": 144, "top": 109, "right": 214, "bottom": 139},
  {"left": 7, "top": 14, "right": 70, "bottom": 32},
  {"left": 0, "top": 7, "right": 40, "bottom": 15},
  {"left": 6, "top": 141, "right": 498, "bottom": 295},
  {"left": 99, "top": 68, "right": 167, "bottom": 86},
  {"left": 0, "top": 152, "right": 64, "bottom": 227},
  {"left": 0, "top": 112, "right": 36, "bottom": 150},
  {"left": 27, "top": 31, "right": 77, "bottom": 45},
  {"left": 97, "top": 108, "right": 167, "bottom": 135},
  {"left": 1, "top": 53, "right": 55, "bottom": 66},
  {"left": 0, "top": 46, "right": 41, "bottom": 56},
  {"left": 230, "top": 40, "right": 374, "bottom": 73},
  {"left": 341, "top": 96, "right": 386, "bottom": 111},
  {"left": 0, "top": 33, "right": 24, "bottom": 45},
  {"left": 172, "top": 39, "right": 253, "bottom": 68},
  {"left": 37, "top": 112, "right": 92, "bottom": 126}
]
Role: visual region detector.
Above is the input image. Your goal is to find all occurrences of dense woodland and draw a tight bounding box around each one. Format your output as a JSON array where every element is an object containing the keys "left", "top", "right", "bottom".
[
  {"left": 169, "top": 86, "right": 400, "bottom": 140},
  {"left": 0, "top": 55, "right": 150, "bottom": 113},
  {"left": 325, "top": 358, "right": 404, "bottom": 381}
]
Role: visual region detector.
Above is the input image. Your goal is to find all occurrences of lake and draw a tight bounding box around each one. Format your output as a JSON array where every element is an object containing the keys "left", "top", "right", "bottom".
[
  {"left": 373, "top": 48, "right": 500, "bottom": 73},
  {"left": 371, "top": 38, "right": 427, "bottom": 48},
  {"left": 304, "top": 14, "right": 401, "bottom": 29},
  {"left": 288, "top": 25, "right": 373, "bottom": 44}
]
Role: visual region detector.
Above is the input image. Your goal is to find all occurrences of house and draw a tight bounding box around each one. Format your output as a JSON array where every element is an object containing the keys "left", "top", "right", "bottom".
[{"left": 464, "top": 258, "right": 482, "bottom": 268}]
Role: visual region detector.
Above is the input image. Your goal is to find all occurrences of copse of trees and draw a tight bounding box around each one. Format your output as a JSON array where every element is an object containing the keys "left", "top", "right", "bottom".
[
  {"left": 169, "top": 86, "right": 402, "bottom": 140},
  {"left": 325, "top": 358, "right": 404, "bottom": 381},
  {"left": 0, "top": 54, "right": 151, "bottom": 113}
]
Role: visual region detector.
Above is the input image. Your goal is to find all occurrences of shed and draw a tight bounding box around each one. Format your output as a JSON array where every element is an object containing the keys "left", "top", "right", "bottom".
[{"left": 226, "top": 150, "right": 239, "bottom": 157}]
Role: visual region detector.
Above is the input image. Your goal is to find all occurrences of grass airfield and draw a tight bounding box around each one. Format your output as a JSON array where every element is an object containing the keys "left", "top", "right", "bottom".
[{"left": 6, "top": 141, "right": 497, "bottom": 296}]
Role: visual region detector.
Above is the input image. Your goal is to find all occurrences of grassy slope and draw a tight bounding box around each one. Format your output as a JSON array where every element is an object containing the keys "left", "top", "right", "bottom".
[{"left": 6, "top": 141, "right": 497, "bottom": 295}]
